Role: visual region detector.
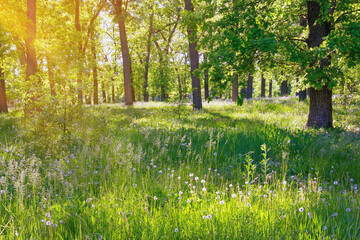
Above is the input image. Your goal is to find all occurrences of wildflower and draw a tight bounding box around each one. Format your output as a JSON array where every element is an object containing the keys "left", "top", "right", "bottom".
[
  {"left": 46, "top": 221, "right": 52, "bottom": 226},
  {"left": 202, "top": 188, "right": 206, "bottom": 192},
  {"left": 214, "top": 152, "right": 217, "bottom": 156},
  {"left": 207, "top": 215, "right": 212, "bottom": 219},
  {"left": 201, "top": 179, "right": 205, "bottom": 184},
  {"left": 229, "top": 184, "right": 233, "bottom": 188},
  {"left": 307, "top": 212, "right": 312, "bottom": 218},
  {"left": 346, "top": 208, "right": 351, "bottom": 212},
  {"left": 195, "top": 177, "right": 199, "bottom": 181},
  {"left": 154, "top": 196, "right": 157, "bottom": 200},
  {"left": 216, "top": 191, "right": 220, "bottom": 195},
  {"left": 318, "top": 187, "right": 323, "bottom": 191},
  {"left": 220, "top": 200, "right": 225, "bottom": 205},
  {"left": 189, "top": 173, "right": 194, "bottom": 177},
  {"left": 179, "top": 191, "right": 183, "bottom": 195},
  {"left": 332, "top": 213, "right": 338, "bottom": 217},
  {"left": 232, "top": 194, "right": 236, "bottom": 198},
  {"left": 0, "top": 190, "right": 5, "bottom": 194},
  {"left": 133, "top": 183, "right": 137, "bottom": 187},
  {"left": 175, "top": 228, "right": 178, "bottom": 232},
  {"left": 159, "top": 170, "right": 162, "bottom": 174},
  {"left": 323, "top": 226, "right": 327, "bottom": 230},
  {"left": 45, "top": 213, "right": 51, "bottom": 218},
  {"left": 203, "top": 215, "right": 207, "bottom": 219},
  {"left": 53, "top": 223, "right": 58, "bottom": 227},
  {"left": 86, "top": 198, "right": 92, "bottom": 203},
  {"left": 334, "top": 181, "right": 338, "bottom": 185},
  {"left": 187, "top": 199, "right": 191, "bottom": 203},
  {"left": 282, "top": 180, "right": 287, "bottom": 185},
  {"left": 299, "top": 207, "right": 304, "bottom": 212},
  {"left": 247, "top": 203, "right": 251, "bottom": 207},
  {"left": 190, "top": 190, "right": 193, "bottom": 194}
]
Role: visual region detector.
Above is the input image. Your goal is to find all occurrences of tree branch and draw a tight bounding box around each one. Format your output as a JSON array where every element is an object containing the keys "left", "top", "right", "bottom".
[{"left": 334, "top": 9, "right": 360, "bottom": 24}]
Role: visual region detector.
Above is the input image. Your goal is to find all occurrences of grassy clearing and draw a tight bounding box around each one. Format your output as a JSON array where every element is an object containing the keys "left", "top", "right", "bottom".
[{"left": 0, "top": 98, "right": 359, "bottom": 239}]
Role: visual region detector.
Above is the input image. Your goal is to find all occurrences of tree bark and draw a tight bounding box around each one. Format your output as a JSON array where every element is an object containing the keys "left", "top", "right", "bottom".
[
  {"left": 113, "top": 0, "right": 134, "bottom": 105},
  {"left": 102, "top": 82, "right": 106, "bottom": 103},
  {"left": 112, "top": 77, "right": 115, "bottom": 103},
  {"left": 261, "top": 74, "right": 266, "bottom": 98},
  {"left": 306, "top": 1, "right": 333, "bottom": 128},
  {"left": 46, "top": 54, "right": 56, "bottom": 96},
  {"left": 143, "top": 13, "right": 153, "bottom": 102},
  {"left": 91, "top": 33, "right": 98, "bottom": 105},
  {"left": 26, "top": 0, "right": 40, "bottom": 111},
  {"left": 280, "top": 80, "right": 288, "bottom": 96},
  {"left": 299, "top": 89, "right": 307, "bottom": 101},
  {"left": 232, "top": 73, "right": 238, "bottom": 102},
  {"left": 184, "top": 0, "right": 202, "bottom": 110},
  {"left": 204, "top": 54, "right": 209, "bottom": 100},
  {"left": 75, "top": 0, "right": 83, "bottom": 104},
  {"left": 246, "top": 73, "right": 253, "bottom": 99},
  {"left": 0, "top": 67, "right": 8, "bottom": 113},
  {"left": 268, "top": 79, "right": 272, "bottom": 98}
]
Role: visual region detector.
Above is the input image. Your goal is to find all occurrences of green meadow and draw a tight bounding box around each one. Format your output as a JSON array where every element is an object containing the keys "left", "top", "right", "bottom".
[{"left": 0, "top": 98, "right": 359, "bottom": 239}]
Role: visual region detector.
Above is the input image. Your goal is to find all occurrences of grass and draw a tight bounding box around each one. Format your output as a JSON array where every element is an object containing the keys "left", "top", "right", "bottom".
[{"left": 0, "top": 97, "right": 359, "bottom": 239}]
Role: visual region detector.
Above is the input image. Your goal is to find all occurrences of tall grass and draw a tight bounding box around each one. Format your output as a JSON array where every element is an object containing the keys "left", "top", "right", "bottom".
[{"left": 0, "top": 98, "right": 359, "bottom": 239}]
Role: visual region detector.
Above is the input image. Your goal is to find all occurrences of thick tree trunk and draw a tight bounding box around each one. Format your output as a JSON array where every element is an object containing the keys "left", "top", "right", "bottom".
[
  {"left": 143, "top": 13, "right": 153, "bottom": 102},
  {"left": 0, "top": 67, "right": 8, "bottom": 113},
  {"left": 246, "top": 73, "right": 253, "bottom": 99},
  {"left": 307, "top": 87, "right": 332, "bottom": 128},
  {"left": 91, "top": 33, "right": 98, "bottom": 105},
  {"left": 232, "top": 74, "right": 238, "bottom": 102},
  {"left": 306, "top": 1, "right": 333, "bottom": 128},
  {"left": 261, "top": 74, "right": 266, "bottom": 98},
  {"left": 184, "top": 0, "right": 202, "bottom": 110},
  {"left": 268, "top": 80, "right": 272, "bottom": 98},
  {"left": 280, "top": 80, "right": 288, "bottom": 96},
  {"left": 75, "top": 0, "right": 83, "bottom": 104}
]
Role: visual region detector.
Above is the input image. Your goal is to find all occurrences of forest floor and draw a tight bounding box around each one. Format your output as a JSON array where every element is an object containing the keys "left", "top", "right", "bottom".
[{"left": 0, "top": 97, "right": 359, "bottom": 239}]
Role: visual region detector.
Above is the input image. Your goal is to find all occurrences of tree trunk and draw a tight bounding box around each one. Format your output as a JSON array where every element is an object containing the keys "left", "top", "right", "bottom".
[
  {"left": 280, "top": 80, "right": 288, "bottom": 96},
  {"left": 102, "top": 83, "right": 106, "bottom": 103},
  {"left": 177, "top": 72, "right": 182, "bottom": 101},
  {"left": 26, "top": 0, "right": 40, "bottom": 111},
  {"left": 232, "top": 74, "right": 238, "bottom": 102},
  {"left": 299, "top": 90, "right": 307, "bottom": 101},
  {"left": 0, "top": 67, "right": 8, "bottom": 113},
  {"left": 269, "top": 79, "right": 272, "bottom": 98},
  {"left": 91, "top": 33, "right": 98, "bottom": 105},
  {"left": 75, "top": 0, "right": 83, "bottom": 104},
  {"left": 204, "top": 54, "right": 209, "bottom": 100},
  {"left": 306, "top": 1, "right": 333, "bottom": 128},
  {"left": 246, "top": 73, "right": 253, "bottom": 99},
  {"left": 143, "top": 13, "right": 153, "bottom": 102},
  {"left": 112, "top": 77, "right": 115, "bottom": 103},
  {"left": 46, "top": 54, "right": 56, "bottom": 96},
  {"left": 117, "top": 18, "right": 134, "bottom": 105},
  {"left": 261, "top": 74, "right": 266, "bottom": 98},
  {"left": 184, "top": 0, "right": 202, "bottom": 110}
]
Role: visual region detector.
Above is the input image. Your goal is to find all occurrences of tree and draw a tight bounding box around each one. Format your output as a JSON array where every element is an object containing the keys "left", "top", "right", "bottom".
[
  {"left": 232, "top": 74, "right": 238, "bottom": 102},
  {"left": 0, "top": 65, "right": 8, "bottom": 113},
  {"left": 26, "top": 0, "right": 40, "bottom": 111},
  {"left": 111, "top": 0, "right": 135, "bottom": 105},
  {"left": 261, "top": 73, "right": 265, "bottom": 98},
  {"left": 184, "top": 0, "right": 202, "bottom": 110}
]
